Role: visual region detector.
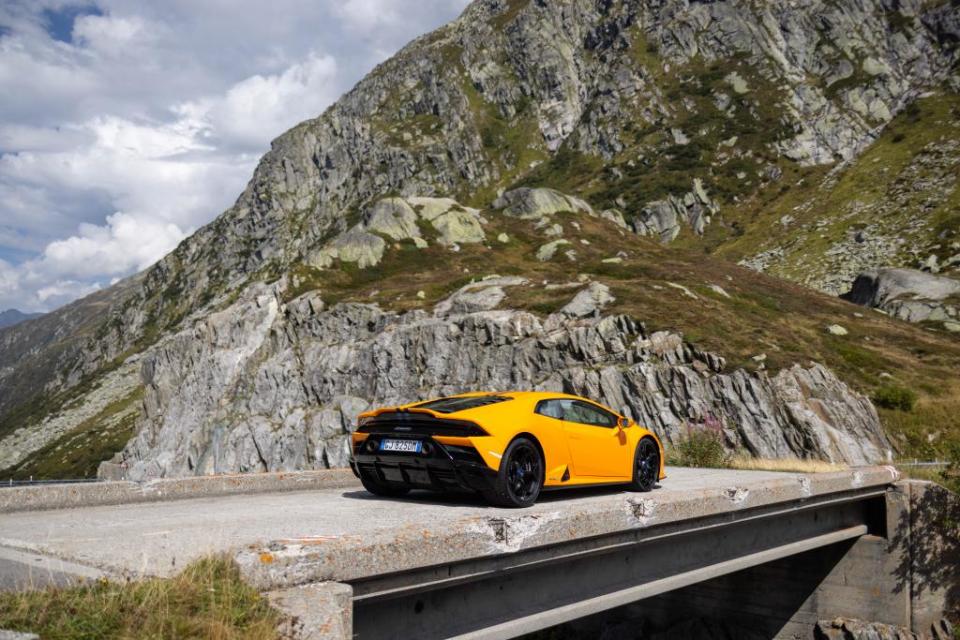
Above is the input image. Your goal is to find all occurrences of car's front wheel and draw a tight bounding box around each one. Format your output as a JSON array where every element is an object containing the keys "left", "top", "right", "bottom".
[
  {"left": 483, "top": 437, "right": 543, "bottom": 508},
  {"left": 630, "top": 436, "right": 660, "bottom": 492},
  {"left": 360, "top": 474, "right": 411, "bottom": 498}
]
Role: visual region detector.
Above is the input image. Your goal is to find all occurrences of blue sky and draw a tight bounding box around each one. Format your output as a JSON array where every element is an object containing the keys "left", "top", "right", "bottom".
[{"left": 0, "top": 0, "right": 470, "bottom": 312}]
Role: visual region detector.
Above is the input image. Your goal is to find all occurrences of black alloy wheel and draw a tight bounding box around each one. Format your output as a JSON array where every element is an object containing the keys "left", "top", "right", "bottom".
[
  {"left": 484, "top": 437, "right": 544, "bottom": 507},
  {"left": 631, "top": 437, "right": 660, "bottom": 492}
]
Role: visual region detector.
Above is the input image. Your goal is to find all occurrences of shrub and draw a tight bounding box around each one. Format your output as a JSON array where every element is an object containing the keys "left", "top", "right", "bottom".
[
  {"left": 941, "top": 441, "right": 960, "bottom": 495},
  {"left": 873, "top": 385, "right": 917, "bottom": 412},
  {"left": 668, "top": 419, "right": 731, "bottom": 468}
]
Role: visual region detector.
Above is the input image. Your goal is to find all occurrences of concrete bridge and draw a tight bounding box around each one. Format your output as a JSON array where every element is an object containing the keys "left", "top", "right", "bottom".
[{"left": 0, "top": 466, "right": 954, "bottom": 639}]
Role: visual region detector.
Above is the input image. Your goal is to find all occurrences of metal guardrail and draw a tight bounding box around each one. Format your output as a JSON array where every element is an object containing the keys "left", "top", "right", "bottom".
[
  {"left": 2, "top": 477, "right": 101, "bottom": 488},
  {"left": 895, "top": 460, "right": 949, "bottom": 468}
]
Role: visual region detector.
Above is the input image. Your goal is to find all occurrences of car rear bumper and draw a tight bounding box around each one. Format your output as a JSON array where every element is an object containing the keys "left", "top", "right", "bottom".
[{"left": 350, "top": 436, "right": 497, "bottom": 493}]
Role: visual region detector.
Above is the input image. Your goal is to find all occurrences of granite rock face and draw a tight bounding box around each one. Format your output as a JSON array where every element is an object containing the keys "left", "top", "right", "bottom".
[{"left": 108, "top": 281, "right": 890, "bottom": 480}]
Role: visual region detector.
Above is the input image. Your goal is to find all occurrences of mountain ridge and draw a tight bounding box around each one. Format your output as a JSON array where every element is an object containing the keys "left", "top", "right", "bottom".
[{"left": 0, "top": 309, "right": 43, "bottom": 330}]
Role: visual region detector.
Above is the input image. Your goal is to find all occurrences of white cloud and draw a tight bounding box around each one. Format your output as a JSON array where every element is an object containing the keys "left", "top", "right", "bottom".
[
  {"left": 0, "top": 0, "right": 472, "bottom": 313},
  {"left": 36, "top": 280, "right": 101, "bottom": 306},
  {"left": 72, "top": 14, "right": 146, "bottom": 53},
  {"left": 183, "top": 52, "right": 339, "bottom": 151},
  {"left": 335, "top": 0, "right": 402, "bottom": 32},
  {"left": 43, "top": 212, "right": 186, "bottom": 277}
]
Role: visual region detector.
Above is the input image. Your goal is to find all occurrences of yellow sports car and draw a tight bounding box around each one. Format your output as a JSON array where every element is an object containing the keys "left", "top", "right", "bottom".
[{"left": 350, "top": 391, "right": 665, "bottom": 507}]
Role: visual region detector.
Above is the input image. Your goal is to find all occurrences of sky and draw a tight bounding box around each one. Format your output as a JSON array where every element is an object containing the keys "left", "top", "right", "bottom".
[{"left": 0, "top": 0, "right": 471, "bottom": 313}]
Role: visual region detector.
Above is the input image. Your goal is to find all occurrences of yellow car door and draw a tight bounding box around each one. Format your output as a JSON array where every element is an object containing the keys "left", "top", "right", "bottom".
[{"left": 561, "top": 400, "right": 632, "bottom": 478}]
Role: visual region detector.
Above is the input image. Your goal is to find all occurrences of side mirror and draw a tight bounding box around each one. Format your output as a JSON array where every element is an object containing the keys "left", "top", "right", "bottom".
[{"left": 617, "top": 416, "right": 630, "bottom": 429}]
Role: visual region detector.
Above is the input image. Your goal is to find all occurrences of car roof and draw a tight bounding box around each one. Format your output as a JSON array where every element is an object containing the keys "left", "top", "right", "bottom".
[
  {"left": 431, "top": 391, "right": 590, "bottom": 401},
  {"left": 372, "top": 391, "right": 618, "bottom": 418}
]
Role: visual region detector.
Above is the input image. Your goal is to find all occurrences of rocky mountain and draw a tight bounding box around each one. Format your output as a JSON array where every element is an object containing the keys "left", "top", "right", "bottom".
[
  {"left": 3, "top": 0, "right": 960, "bottom": 480},
  {"left": 0, "top": 309, "right": 43, "bottom": 330},
  {"left": 100, "top": 207, "right": 892, "bottom": 481}
]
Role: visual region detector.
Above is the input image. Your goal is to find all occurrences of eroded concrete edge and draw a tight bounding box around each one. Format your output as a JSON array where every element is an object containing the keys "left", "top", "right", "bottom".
[
  {"left": 268, "top": 582, "right": 353, "bottom": 640},
  {"left": 236, "top": 466, "right": 900, "bottom": 590},
  {"left": 0, "top": 468, "right": 359, "bottom": 513}
]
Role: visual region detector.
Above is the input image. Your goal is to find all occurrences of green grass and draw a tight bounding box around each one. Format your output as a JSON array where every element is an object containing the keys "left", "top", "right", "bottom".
[
  {"left": 873, "top": 385, "right": 918, "bottom": 412},
  {"left": 2, "top": 387, "right": 143, "bottom": 480},
  {"left": 0, "top": 556, "right": 279, "bottom": 640}
]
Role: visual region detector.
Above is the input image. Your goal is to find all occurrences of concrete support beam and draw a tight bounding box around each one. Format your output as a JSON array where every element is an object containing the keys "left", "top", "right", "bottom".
[{"left": 268, "top": 582, "right": 353, "bottom": 640}]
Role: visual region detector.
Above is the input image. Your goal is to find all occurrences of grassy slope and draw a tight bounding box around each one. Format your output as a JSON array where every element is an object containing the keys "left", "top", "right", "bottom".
[
  {"left": 285, "top": 203, "right": 960, "bottom": 461},
  {"left": 2, "top": 387, "right": 143, "bottom": 480},
  {"left": 0, "top": 556, "right": 278, "bottom": 640},
  {"left": 713, "top": 91, "right": 960, "bottom": 279}
]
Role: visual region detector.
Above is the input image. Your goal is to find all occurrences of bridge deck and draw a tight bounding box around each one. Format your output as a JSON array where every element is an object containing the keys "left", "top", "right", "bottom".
[{"left": 0, "top": 466, "right": 897, "bottom": 594}]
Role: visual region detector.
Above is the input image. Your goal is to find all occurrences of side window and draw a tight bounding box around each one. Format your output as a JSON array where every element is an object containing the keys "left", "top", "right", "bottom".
[
  {"left": 564, "top": 401, "right": 617, "bottom": 428},
  {"left": 535, "top": 399, "right": 570, "bottom": 420}
]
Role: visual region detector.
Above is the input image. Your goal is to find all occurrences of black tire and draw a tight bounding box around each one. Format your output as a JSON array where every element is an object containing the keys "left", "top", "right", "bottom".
[
  {"left": 483, "top": 437, "right": 544, "bottom": 508},
  {"left": 630, "top": 437, "right": 660, "bottom": 492},
  {"left": 360, "top": 474, "right": 411, "bottom": 498}
]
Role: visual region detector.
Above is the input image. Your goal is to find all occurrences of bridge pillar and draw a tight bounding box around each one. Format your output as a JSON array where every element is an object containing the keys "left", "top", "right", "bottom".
[{"left": 268, "top": 581, "right": 353, "bottom": 640}]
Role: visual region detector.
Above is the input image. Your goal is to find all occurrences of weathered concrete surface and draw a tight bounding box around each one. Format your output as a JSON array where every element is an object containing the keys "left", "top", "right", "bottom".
[
  {"left": 0, "top": 545, "right": 107, "bottom": 591},
  {"left": 900, "top": 481, "right": 960, "bottom": 632},
  {"left": 237, "top": 466, "right": 898, "bottom": 590},
  {"left": 0, "top": 467, "right": 896, "bottom": 589},
  {"left": 269, "top": 582, "right": 353, "bottom": 640},
  {"left": 0, "top": 468, "right": 356, "bottom": 513}
]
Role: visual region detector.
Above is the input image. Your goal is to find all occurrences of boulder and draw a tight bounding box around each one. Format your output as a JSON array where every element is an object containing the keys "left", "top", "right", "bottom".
[
  {"left": 363, "top": 198, "right": 421, "bottom": 241},
  {"left": 536, "top": 239, "right": 571, "bottom": 261},
  {"left": 309, "top": 228, "right": 385, "bottom": 269},
  {"left": 842, "top": 268, "right": 960, "bottom": 323},
  {"left": 558, "top": 282, "right": 615, "bottom": 317},
  {"left": 814, "top": 617, "right": 955, "bottom": 640},
  {"left": 494, "top": 188, "right": 593, "bottom": 219},
  {"left": 434, "top": 276, "right": 527, "bottom": 316},
  {"left": 408, "top": 197, "right": 485, "bottom": 246},
  {"left": 826, "top": 324, "right": 848, "bottom": 336}
]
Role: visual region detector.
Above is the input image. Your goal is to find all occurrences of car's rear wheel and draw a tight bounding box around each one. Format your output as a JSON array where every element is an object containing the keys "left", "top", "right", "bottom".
[
  {"left": 483, "top": 437, "right": 543, "bottom": 508},
  {"left": 360, "top": 474, "right": 411, "bottom": 498},
  {"left": 630, "top": 436, "right": 660, "bottom": 492}
]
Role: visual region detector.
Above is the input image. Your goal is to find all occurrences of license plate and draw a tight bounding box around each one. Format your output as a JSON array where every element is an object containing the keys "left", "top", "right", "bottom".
[{"left": 379, "top": 439, "right": 422, "bottom": 453}]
